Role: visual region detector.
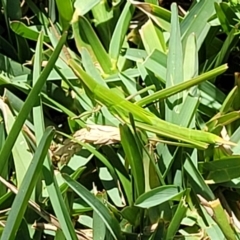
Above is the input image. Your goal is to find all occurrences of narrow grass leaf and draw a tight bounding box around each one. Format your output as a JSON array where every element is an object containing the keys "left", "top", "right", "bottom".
[
  {"left": 183, "top": 33, "right": 198, "bottom": 85},
  {"left": 165, "top": 198, "right": 188, "bottom": 240},
  {"left": 214, "top": 28, "right": 239, "bottom": 68},
  {"left": 1, "top": 127, "right": 54, "bottom": 240},
  {"left": 120, "top": 124, "right": 145, "bottom": 198},
  {"left": 165, "top": 3, "right": 183, "bottom": 124},
  {"left": 33, "top": 31, "right": 45, "bottom": 144},
  {"left": 109, "top": 1, "right": 134, "bottom": 66},
  {"left": 220, "top": 86, "right": 238, "bottom": 113},
  {"left": 0, "top": 31, "right": 67, "bottom": 173},
  {"left": 209, "top": 199, "right": 236, "bottom": 240},
  {"left": 143, "top": 49, "right": 167, "bottom": 83},
  {"left": 0, "top": 99, "right": 32, "bottom": 186},
  {"left": 130, "top": 0, "right": 174, "bottom": 32},
  {"left": 42, "top": 156, "right": 78, "bottom": 240},
  {"left": 136, "top": 64, "right": 228, "bottom": 107},
  {"left": 181, "top": 0, "right": 221, "bottom": 51},
  {"left": 214, "top": 2, "right": 231, "bottom": 33},
  {"left": 63, "top": 174, "right": 122, "bottom": 240},
  {"left": 184, "top": 155, "right": 215, "bottom": 201},
  {"left": 73, "top": 15, "right": 113, "bottom": 74}
]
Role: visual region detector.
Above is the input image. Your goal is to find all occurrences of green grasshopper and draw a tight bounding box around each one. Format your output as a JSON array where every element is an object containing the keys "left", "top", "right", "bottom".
[{"left": 68, "top": 58, "right": 233, "bottom": 149}]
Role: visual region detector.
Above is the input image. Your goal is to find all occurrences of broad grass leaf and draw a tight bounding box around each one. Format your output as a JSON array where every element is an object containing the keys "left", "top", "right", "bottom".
[
  {"left": 63, "top": 174, "right": 122, "bottom": 240},
  {"left": 135, "top": 185, "right": 182, "bottom": 208}
]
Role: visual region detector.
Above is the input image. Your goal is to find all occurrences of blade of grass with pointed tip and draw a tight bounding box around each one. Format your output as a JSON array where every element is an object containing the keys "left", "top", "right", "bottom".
[
  {"left": 10, "top": 21, "right": 50, "bottom": 42},
  {"left": 220, "top": 86, "right": 238, "bottom": 113},
  {"left": 130, "top": 0, "right": 174, "bottom": 32},
  {"left": 214, "top": 28, "right": 239, "bottom": 68},
  {"left": 140, "top": 19, "right": 166, "bottom": 54},
  {"left": 109, "top": 1, "right": 135, "bottom": 66},
  {"left": 0, "top": 31, "right": 67, "bottom": 176},
  {"left": 42, "top": 155, "right": 78, "bottom": 240},
  {"left": 199, "top": 157, "right": 240, "bottom": 184},
  {"left": 183, "top": 33, "right": 198, "bottom": 89},
  {"left": 181, "top": 0, "right": 221, "bottom": 51},
  {"left": 72, "top": 14, "right": 113, "bottom": 74},
  {"left": 0, "top": 99, "right": 32, "bottom": 187},
  {"left": 136, "top": 64, "right": 228, "bottom": 107},
  {"left": 165, "top": 3, "right": 183, "bottom": 124},
  {"left": 33, "top": 31, "right": 44, "bottom": 144},
  {"left": 184, "top": 155, "right": 215, "bottom": 201},
  {"left": 214, "top": 2, "right": 231, "bottom": 33},
  {"left": 1, "top": 127, "right": 54, "bottom": 240},
  {"left": 165, "top": 198, "right": 188, "bottom": 240},
  {"left": 143, "top": 49, "right": 167, "bottom": 83},
  {"left": 120, "top": 124, "right": 145, "bottom": 198},
  {"left": 63, "top": 174, "right": 122, "bottom": 240},
  {"left": 181, "top": 33, "right": 199, "bottom": 128},
  {"left": 134, "top": 185, "right": 183, "bottom": 208}
]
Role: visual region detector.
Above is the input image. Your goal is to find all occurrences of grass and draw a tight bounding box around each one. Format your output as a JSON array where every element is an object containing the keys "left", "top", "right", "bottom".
[{"left": 0, "top": 0, "right": 240, "bottom": 239}]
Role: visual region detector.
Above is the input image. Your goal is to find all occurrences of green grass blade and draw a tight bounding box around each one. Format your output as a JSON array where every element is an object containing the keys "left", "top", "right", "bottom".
[
  {"left": 181, "top": 0, "right": 221, "bottom": 51},
  {"left": 0, "top": 31, "right": 67, "bottom": 174},
  {"left": 74, "top": 0, "right": 101, "bottom": 15},
  {"left": 10, "top": 21, "right": 50, "bottom": 42},
  {"left": 120, "top": 124, "right": 145, "bottom": 198},
  {"left": 184, "top": 155, "right": 215, "bottom": 200},
  {"left": 63, "top": 174, "right": 123, "bottom": 240},
  {"left": 0, "top": 100, "right": 32, "bottom": 187},
  {"left": 42, "top": 156, "right": 78, "bottom": 240},
  {"left": 109, "top": 1, "right": 134, "bottom": 66},
  {"left": 199, "top": 157, "right": 240, "bottom": 184},
  {"left": 165, "top": 198, "right": 188, "bottom": 240},
  {"left": 33, "top": 31, "right": 44, "bottom": 144},
  {"left": 1, "top": 127, "right": 54, "bottom": 240},
  {"left": 135, "top": 185, "right": 184, "bottom": 208},
  {"left": 56, "top": 0, "right": 73, "bottom": 21},
  {"left": 209, "top": 199, "right": 236, "bottom": 240},
  {"left": 165, "top": 3, "right": 183, "bottom": 124},
  {"left": 72, "top": 14, "right": 113, "bottom": 74},
  {"left": 130, "top": 0, "right": 174, "bottom": 32},
  {"left": 136, "top": 64, "right": 228, "bottom": 107},
  {"left": 140, "top": 19, "right": 166, "bottom": 54}
]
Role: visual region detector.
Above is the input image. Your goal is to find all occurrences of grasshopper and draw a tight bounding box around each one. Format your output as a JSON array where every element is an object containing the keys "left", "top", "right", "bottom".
[{"left": 68, "top": 58, "right": 233, "bottom": 149}]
